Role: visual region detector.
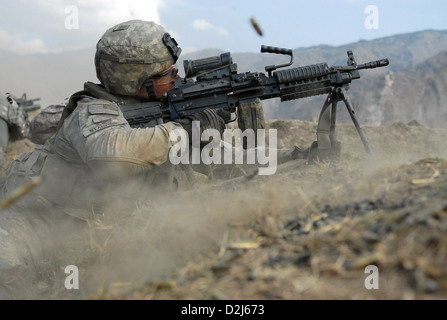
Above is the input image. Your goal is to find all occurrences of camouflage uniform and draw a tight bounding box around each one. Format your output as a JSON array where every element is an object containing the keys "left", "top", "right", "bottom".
[
  {"left": 0, "top": 20, "right": 300, "bottom": 297},
  {"left": 3, "top": 20, "right": 190, "bottom": 201},
  {"left": 0, "top": 93, "right": 30, "bottom": 141},
  {"left": 0, "top": 20, "right": 191, "bottom": 297},
  {"left": 0, "top": 93, "right": 30, "bottom": 167},
  {"left": 28, "top": 104, "right": 65, "bottom": 145}
]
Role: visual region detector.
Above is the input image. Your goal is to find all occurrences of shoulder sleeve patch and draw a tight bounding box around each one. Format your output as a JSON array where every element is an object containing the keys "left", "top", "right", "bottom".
[
  {"left": 81, "top": 103, "right": 128, "bottom": 137},
  {"left": 88, "top": 103, "right": 120, "bottom": 116}
]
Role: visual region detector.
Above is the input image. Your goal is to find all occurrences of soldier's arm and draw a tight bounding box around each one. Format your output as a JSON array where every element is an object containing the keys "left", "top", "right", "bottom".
[{"left": 58, "top": 98, "right": 187, "bottom": 180}]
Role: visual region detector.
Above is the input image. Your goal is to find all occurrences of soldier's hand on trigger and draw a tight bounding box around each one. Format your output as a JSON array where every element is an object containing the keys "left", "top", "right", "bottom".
[{"left": 175, "top": 109, "right": 226, "bottom": 145}]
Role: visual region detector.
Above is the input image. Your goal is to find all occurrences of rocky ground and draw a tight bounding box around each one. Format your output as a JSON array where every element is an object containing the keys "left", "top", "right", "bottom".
[{"left": 2, "top": 115, "right": 447, "bottom": 301}]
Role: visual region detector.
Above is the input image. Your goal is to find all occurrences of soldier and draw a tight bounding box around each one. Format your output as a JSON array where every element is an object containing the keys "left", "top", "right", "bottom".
[
  {"left": 0, "top": 92, "right": 30, "bottom": 167},
  {"left": 3, "top": 19, "right": 229, "bottom": 204},
  {"left": 0, "top": 20, "right": 302, "bottom": 298},
  {"left": 0, "top": 19, "right": 230, "bottom": 298}
]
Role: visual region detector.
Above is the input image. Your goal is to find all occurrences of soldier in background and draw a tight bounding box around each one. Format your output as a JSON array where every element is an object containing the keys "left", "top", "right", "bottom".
[
  {"left": 27, "top": 103, "right": 65, "bottom": 145},
  {"left": 0, "top": 92, "right": 30, "bottom": 167}
]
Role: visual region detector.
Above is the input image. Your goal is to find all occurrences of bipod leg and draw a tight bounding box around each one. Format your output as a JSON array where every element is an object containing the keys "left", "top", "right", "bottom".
[
  {"left": 338, "top": 87, "right": 373, "bottom": 155},
  {"left": 316, "top": 91, "right": 337, "bottom": 150},
  {"left": 251, "top": 107, "right": 258, "bottom": 148},
  {"left": 330, "top": 93, "right": 338, "bottom": 147}
]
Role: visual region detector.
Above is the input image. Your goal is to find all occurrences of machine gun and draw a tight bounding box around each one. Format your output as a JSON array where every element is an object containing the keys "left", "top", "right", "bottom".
[
  {"left": 14, "top": 93, "right": 41, "bottom": 112},
  {"left": 120, "top": 46, "right": 389, "bottom": 155}
]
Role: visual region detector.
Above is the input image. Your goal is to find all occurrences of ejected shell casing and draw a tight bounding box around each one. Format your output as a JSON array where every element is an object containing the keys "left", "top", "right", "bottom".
[{"left": 250, "top": 17, "right": 263, "bottom": 36}]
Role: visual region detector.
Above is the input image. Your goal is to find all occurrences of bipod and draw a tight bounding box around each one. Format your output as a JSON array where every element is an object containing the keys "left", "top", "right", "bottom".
[{"left": 316, "top": 86, "right": 373, "bottom": 155}]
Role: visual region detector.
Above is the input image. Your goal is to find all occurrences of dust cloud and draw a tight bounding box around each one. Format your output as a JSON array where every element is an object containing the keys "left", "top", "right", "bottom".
[{"left": 4, "top": 119, "right": 447, "bottom": 300}]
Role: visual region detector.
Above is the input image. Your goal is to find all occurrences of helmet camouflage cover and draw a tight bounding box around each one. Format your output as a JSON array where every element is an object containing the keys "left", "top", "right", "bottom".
[{"left": 95, "top": 20, "right": 181, "bottom": 96}]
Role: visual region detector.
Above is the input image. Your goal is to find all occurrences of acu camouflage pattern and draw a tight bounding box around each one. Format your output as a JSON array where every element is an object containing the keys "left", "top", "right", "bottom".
[
  {"left": 28, "top": 104, "right": 64, "bottom": 145},
  {"left": 237, "top": 98, "right": 265, "bottom": 148},
  {"left": 237, "top": 98, "right": 265, "bottom": 132},
  {"left": 0, "top": 92, "right": 30, "bottom": 140},
  {"left": 2, "top": 95, "right": 187, "bottom": 207},
  {"left": 0, "top": 93, "right": 10, "bottom": 122},
  {"left": 95, "top": 20, "right": 175, "bottom": 96}
]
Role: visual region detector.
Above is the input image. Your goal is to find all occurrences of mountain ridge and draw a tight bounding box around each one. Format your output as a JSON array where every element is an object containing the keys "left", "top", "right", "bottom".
[{"left": 1, "top": 29, "right": 447, "bottom": 127}]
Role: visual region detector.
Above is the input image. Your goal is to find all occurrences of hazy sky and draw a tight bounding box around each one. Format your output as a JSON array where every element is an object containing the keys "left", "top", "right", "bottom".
[{"left": 1, "top": 0, "right": 447, "bottom": 55}]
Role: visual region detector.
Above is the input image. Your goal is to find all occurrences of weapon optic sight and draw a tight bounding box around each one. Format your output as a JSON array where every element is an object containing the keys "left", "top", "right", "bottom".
[{"left": 183, "top": 52, "right": 235, "bottom": 79}]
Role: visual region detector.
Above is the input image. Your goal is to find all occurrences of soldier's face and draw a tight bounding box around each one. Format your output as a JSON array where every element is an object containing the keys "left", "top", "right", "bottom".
[
  {"left": 152, "top": 66, "right": 179, "bottom": 99},
  {"left": 135, "top": 66, "right": 179, "bottom": 100}
]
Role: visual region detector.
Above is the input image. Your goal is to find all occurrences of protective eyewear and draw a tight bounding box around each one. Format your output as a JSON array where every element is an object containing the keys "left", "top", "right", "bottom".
[{"left": 155, "top": 67, "right": 178, "bottom": 80}]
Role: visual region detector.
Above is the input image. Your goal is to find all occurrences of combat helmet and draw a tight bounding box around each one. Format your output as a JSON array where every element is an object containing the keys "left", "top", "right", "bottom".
[{"left": 95, "top": 20, "right": 181, "bottom": 96}]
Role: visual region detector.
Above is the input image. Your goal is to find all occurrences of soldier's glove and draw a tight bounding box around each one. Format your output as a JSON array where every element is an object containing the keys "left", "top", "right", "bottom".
[
  {"left": 215, "top": 108, "right": 233, "bottom": 123},
  {"left": 175, "top": 108, "right": 226, "bottom": 146}
]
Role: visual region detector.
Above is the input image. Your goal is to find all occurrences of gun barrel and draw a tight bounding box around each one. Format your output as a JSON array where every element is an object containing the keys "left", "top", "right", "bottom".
[
  {"left": 261, "top": 45, "right": 293, "bottom": 56},
  {"left": 357, "top": 58, "right": 389, "bottom": 70}
]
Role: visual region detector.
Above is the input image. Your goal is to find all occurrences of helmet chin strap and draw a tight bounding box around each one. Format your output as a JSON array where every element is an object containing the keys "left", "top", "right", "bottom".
[{"left": 144, "top": 79, "right": 157, "bottom": 100}]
